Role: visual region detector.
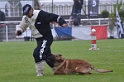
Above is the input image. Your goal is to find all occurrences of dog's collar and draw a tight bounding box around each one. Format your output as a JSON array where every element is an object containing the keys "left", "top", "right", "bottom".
[{"left": 54, "top": 60, "right": 66, "bottom": 71}]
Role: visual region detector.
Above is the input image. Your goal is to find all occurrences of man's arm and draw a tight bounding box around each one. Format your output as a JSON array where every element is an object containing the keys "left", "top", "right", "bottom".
[
  {"left": 57, "top": 16, "right": 68, "bottom": 27},
  {"left": 38, "top": 10, "right": 68, "bottom": 27},
  {"left": 16, "top": 16, "right": 29, "bottom": 36}
]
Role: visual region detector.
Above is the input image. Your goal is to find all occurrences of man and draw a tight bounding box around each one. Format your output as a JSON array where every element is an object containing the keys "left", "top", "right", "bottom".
[
  {"left": 72, "top": 0, "right": 83, "bottom": 26},
  {"left": 0, "top": 10, "right": 5, "bottom": 42},
  {"left": 16, "top": 4, "right": 67, "bottom": 76},
  {"left": 0, "top": 10, "right": 5, "bottom": 21}
]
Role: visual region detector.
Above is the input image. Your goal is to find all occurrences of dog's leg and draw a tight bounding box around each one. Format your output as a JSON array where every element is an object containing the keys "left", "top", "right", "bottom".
[{"left": 75, "top": 66, "right": 92, "bottom": 74}]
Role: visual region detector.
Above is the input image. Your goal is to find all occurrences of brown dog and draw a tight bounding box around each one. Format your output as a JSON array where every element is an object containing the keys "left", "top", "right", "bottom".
[{"left": 53, "top": 54, "right": 113, "bottom": 75}]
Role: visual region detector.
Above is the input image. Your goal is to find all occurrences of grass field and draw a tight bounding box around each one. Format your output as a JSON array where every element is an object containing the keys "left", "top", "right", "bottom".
[{"left": 0, "top": 39, "right": 124, "bottom": 82}]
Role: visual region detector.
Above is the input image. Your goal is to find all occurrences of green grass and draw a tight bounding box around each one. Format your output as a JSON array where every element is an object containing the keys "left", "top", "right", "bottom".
[{"left": 0, "top": 39, "right": 124, "bottom": 82}]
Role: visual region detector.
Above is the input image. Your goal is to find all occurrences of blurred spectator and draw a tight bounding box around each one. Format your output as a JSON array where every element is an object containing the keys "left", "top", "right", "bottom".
[
  {"left": 0, "top": 10, "right": 5, "bottom": 42},
  {"left": 72, "top": 0, "right": 83, "bottom": 26},
  {"left": 0, "top": 10, "right": 5, "bottom": 21}
]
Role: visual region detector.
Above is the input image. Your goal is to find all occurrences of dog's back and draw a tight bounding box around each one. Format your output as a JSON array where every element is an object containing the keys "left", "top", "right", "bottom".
[{"left": 64, "top": 59, "right": 92, "bottom": 74}]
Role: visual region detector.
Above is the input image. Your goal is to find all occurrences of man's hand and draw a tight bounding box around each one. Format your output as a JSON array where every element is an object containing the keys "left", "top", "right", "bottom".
[
  {"left": 16, "top": 30, "right": 22, "bottom": 36},
  {"left": 62, "top": 23, "right": 68, "bottom": 27}
]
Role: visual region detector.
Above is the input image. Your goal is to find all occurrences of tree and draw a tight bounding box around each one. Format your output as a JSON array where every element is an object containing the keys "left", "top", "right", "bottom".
[
  {"left": 101, "top": 10, "right": 109, "bottom": 18},
  {"left": 108, "top": 0, "right": 124, "bottom": 38},
  {"left": 33, "top": 0, "right": 40, "bottom": 10}
]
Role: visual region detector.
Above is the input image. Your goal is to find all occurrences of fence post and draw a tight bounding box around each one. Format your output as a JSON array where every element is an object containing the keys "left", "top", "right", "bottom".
[{"left": 5, "top": 25, "right": 8, "bottom": 42}]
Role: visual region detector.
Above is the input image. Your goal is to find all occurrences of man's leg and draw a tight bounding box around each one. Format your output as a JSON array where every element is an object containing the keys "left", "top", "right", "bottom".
[
  {"left": 33, "top": 39, "right": 47, "bottom": 76},
  {"left": 77, "top": 10, "right": 81, "bottom": 25},
  {"left": 43, "top": 40, "right": 55, "bottom": 68},
  {"left": 72, "top": 8, "right": 77, "bottom": 19},
  {"left": 33, "top": 37, "right": 55, "bottom": 76}
]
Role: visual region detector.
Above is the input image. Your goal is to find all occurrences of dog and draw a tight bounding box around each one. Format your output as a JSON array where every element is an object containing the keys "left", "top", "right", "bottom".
[{"left": 52, "top": 54, "right": 113, "bottom": 75}]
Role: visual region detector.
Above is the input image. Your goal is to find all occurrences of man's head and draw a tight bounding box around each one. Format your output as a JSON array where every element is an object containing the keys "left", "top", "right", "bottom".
[{"left": 23, "top": 4, "right": 33, "bottom": 18}]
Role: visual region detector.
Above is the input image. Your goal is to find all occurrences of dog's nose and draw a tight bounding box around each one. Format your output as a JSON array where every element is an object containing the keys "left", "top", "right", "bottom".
[{"left": 58, "top": 54, "right": 62, "bottom": 56}]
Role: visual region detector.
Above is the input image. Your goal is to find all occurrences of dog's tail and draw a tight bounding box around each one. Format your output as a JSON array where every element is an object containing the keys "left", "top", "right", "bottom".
[{"left": 91, "top": 66, "right": 113, "bottom": 73}]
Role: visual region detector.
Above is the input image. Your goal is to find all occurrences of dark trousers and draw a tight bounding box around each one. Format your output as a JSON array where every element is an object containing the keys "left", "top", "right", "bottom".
[
  {"left": 33, "top": 37, "right": 54, "bottom": 68},
  {"left": 72, "top": 8, "right": 81, "bottom": 25}
]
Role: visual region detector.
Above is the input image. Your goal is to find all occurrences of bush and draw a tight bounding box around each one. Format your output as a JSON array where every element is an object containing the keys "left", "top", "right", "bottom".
[
  {"left": 101, "top": 10, "right": 109, "bottom": 18},
  {"left": 119, "top": 10, "right": 124, "bottom": 18}
]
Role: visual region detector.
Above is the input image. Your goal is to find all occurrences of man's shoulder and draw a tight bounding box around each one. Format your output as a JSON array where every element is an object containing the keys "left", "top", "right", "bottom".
[
  {"left": 33, "top": 10, "right": 40, "bottom": 14},
  {"left": 34, "top": 10, "right": 46, "bottom": 15}
]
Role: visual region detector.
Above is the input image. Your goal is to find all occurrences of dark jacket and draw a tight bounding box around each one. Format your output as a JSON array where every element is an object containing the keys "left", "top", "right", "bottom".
[
  {"left": 73, "top": 0, "right": 83, "bottom": 10},
  {"left": 35, "top": 10, "right": 66, "bottom": 37},
  {"left": 0, "top": 10, "right": 5, "bottom": 21}
]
